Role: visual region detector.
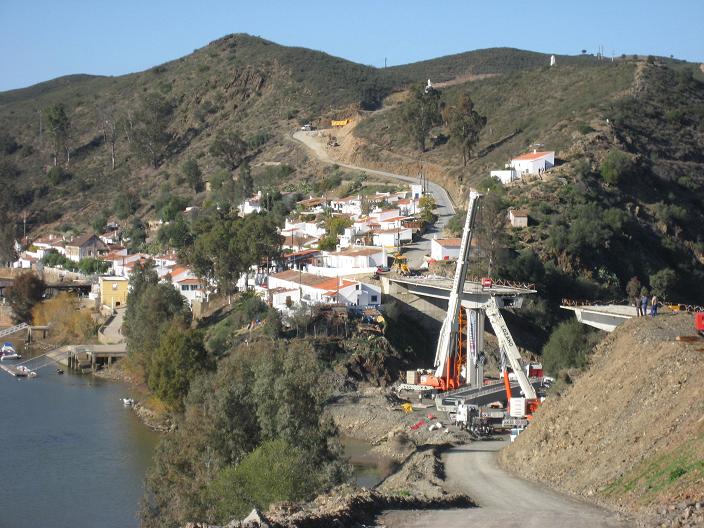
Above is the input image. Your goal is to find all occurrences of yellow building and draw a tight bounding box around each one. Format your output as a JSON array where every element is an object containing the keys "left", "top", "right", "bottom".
[{"left": 99, "top": 276, "right": 129, "bottom": 309}]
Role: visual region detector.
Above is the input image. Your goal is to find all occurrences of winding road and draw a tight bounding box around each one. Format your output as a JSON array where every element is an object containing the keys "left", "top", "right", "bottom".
[
  {"left": 379, "top": 439, "right": 630, "bottom": 528},
  {"left": 292, "top": 130, "right": 456, "bottom": 268}
]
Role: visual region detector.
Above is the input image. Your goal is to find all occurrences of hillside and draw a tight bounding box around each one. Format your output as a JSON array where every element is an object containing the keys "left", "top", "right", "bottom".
[
  {"left": 351, "top": 58, "right": 704, "bottom": 306},
  {"left": 500, "top": 314, "right": 704, "bottom": 526},
  {"left": 0, "top": 35, "right": 619, "bottom": 237}
]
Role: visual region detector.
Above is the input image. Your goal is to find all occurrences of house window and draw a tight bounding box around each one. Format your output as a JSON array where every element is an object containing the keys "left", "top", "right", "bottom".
[
  {"left": 181, "top": 285, "right": 189, "bottom": 291},
  {"left": 191, "top": 285, "right": 199, "bottom": 291},
  {"left": 371, "top": 295, "right": 378, "bottom": 303},
  {"left": 356, "top": 284, "right": 360, "bottom": 290}
]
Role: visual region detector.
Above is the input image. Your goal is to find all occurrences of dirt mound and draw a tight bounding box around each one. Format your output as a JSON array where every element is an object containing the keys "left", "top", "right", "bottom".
[{"left": 500, "top": 314, "right": 704, "bottom": 525}]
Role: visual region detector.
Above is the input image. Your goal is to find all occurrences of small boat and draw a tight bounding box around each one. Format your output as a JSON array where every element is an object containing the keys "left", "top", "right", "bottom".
[
  {"left": 56, "top": 368, "right": 64, "bottom": 375},
  {"left": 121, "top": 398, "right": 135, "bottom": 406},
  {"left": 0, "top": 342, "right": 21, "bottom": 361},
  {"left": 15, "top": 365, "right": 37, "bottom": 378}
]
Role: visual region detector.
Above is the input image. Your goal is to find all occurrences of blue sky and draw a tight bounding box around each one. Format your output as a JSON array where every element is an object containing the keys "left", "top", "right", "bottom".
[{"left": 1, "top": 0, "right": 702, "bottom": 91}]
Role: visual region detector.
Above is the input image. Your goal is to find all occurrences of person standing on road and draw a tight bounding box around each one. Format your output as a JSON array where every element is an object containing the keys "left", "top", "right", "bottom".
[{"left": 651, "top": 295, "right": 658, "bottom": 316}]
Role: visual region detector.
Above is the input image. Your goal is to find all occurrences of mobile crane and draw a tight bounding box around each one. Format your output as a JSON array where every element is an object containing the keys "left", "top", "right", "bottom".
[
  {"left": 419, "top": 190, "right": 482, "bottom": 391},
  {"left": 416, "top": 189, "right": 540, "bottom": 418}
]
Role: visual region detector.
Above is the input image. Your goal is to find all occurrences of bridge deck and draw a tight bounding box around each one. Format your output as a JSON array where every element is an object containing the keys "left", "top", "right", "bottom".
[{"left": 389, "top": 276, "right": 536, "bottom": 296}]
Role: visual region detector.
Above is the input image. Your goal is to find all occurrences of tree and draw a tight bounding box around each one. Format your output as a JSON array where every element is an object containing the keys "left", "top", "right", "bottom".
[
  {"left": 5, "top": 273, "right": 45, "bottom": 323},
  {"left": 419, "top": 194, "right": 437, "bottom": 223},
  {"left": 148, "top": 323, "right": 212, "bottom": 410},
  {"left": 210, "top": 130, "right": 247, "bottom": 170},
  {"left": 45, "top": 103, "right": 71, "bottom": 166},
  {"left": 401, "top": 84, "right": 442, "bottom": 151},
  {"left": 123, "top": 262, "right": 189, "bottom": 372},
  {"left": 542, "top": 319, "right": 600, "bottom": 375},
  {"left": 91, "top": 210, "right": 109, "bottom": 235},
  {"left": 182, "top": 158, "right": 203, "bottom": 193},
  {"left": 98, "top": 104, "right": 119, "bottom": 170},
  {"left": 0, "top": 210, "right": 17, "bottom": 266},
  {"left": 239, "top": 160, "right": 254, "bottom": 198},
  {"left": 124, "top": 218, "right": 147, "bottom": 251},
  {"left": 131, "top": 93, "right": 174, "bottom": 167},
  {"left": 447, "top": 93, "right": 486, "bottom": 166},
  {"left": 114, "top": 191, "right": 140, "bottom": 219},
  {"left": 600, "top": 149, "right": 634, "bottom": 185},
  {"left": 650, "top": 268, "right": 677, "bottom": 299},
  {"left": 626, "top": 276, "right": 642, "bottom": 304},
  {"left": 317, "top": 215, "right": 351, "bottom": 251}
]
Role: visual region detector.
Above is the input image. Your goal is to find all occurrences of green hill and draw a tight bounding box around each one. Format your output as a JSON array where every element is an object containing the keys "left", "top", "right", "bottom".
[{"left": 1, "top": 34, "right": 702, "bottom": 307}]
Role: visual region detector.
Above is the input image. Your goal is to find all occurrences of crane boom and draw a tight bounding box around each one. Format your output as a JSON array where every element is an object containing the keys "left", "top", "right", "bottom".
[
  {"left": 433, "top": 191, "right": 482, "bottom": 379},
  {"left": 484, "top": 296, "right": 537, "bottom": 400}
]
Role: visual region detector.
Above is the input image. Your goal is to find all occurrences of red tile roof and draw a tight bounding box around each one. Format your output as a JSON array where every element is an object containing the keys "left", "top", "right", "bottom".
[
  {"left": 512, "top": 151, "right": 554, "bottom": 161},
  {"left": 434, "top": 238, "right": 461, "bottom": 247}
]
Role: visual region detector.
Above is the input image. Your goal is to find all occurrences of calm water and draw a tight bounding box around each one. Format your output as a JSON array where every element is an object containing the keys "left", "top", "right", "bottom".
[
  {"left": 0, "top": 356, "right": 158, "bottom": 528},
  {"left": 341, "top": 436, "right": 398, "bottom": 488}
]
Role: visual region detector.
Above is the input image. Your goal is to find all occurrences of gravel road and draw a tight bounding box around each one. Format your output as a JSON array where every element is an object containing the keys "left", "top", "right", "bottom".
[
  {"left": 292, "top": 130, "right": 457, "bottom": 268},
  {"left": 378, "top": 438, "right": 630, "bottom": 528}
]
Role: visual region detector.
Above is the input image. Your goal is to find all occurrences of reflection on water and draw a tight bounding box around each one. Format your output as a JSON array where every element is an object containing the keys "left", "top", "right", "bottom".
[{"left": 341, "top": 435, "right": 399, "bottom": 488}]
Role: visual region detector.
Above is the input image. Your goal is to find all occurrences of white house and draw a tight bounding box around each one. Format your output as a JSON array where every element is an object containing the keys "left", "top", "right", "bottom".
[
  {"left": 508, "top": 209, "right": 529, "bottom": 228},
  {"left": 431, "top": 238, "right": 461, "bottom": 261},
  {"left": 410, "top": 184, "right": 423, "bottom": 200},
  {"left": 266, "top": 270, "right": 381, "bottom": 310},
  {"left": 371, "top": 227, "right": 413, "bottom": 250},
  {"left": 306, "top": 246, "right": 387, "bottom": 277},
  {"left": 510, "top": 150, "right": 555, "bottom": 176},
  {"left": 238, "top": 191, "right": 263, "bottom": 216},
  {"left": 331, "top": 195, "right": 363, "bottom": 216},
  {"left": 173, "top": 277, "right": 205, "bottom": 305},
  {"left": 490, "top": 169, "right": 518, "bottom": 185}
]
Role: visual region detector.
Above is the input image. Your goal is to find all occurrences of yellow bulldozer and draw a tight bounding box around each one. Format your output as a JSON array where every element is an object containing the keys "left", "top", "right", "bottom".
[{"left": 392, "top": 254, "right": 411, "bottom": 276}]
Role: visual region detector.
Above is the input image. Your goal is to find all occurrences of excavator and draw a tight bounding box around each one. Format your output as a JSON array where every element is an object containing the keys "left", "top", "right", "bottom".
[{"left": 417, "top": 190, "right": 540, "bottom": 417}]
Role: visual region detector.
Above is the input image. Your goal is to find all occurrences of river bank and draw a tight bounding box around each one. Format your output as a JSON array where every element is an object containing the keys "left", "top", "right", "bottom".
[{"left": 93, "top": 360, "right": 174, "bottom": 432}]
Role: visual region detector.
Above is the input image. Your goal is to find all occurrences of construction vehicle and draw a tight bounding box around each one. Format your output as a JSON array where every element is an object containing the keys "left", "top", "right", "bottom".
[
  {"left": 418, "top": 190, "right": 482, "bottom": 391},
  {"left": 392, "top": 255, "right": 411, "bottom": 276},
  {"left": 411, "top": 189, "right": 541, "bottom": 420}
]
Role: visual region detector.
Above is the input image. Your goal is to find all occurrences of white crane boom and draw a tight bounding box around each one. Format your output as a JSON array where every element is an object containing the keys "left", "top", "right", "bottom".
[
  {"left": 484, "top": 296, "right": 537, "bottom": 399},
  {"left": 433, "top": 191, "right": 482, "bottom": 378}
]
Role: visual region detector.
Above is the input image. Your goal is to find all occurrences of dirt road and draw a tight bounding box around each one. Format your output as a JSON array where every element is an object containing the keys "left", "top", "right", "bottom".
[
  {"left": 292, "top": 130, "right": 456, "bottom": 268},
  {"left": 378, "top": 439, "right": 630, "bottom": 528}
]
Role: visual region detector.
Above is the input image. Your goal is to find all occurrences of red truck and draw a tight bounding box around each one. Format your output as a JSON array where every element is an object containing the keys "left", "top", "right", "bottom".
[{"left": 695, "top": 312, "right": 704, "bottom": 336}]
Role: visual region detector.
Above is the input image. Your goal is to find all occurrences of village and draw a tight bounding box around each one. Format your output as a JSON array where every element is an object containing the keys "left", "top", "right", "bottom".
[{"left": 5, "top": 147, "right": 552, "bottom": 320}]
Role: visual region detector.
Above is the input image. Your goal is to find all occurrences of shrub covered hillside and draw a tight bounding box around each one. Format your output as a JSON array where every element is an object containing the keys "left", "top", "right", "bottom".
[
  {"left": 357, "top": 59, "right": 704, "bottom": 308},
  {"left": 0, "top": 35, "right": 591, "bottom": 244}
]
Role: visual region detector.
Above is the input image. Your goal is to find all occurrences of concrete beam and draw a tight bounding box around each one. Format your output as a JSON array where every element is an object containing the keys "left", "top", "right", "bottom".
[{"left": 561, "top": 305, "right": 636, "bottom": 332}]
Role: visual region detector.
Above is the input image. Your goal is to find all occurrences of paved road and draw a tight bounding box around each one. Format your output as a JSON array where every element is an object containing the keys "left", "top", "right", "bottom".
[
  {"left": 100, "top": 307, "right": 126, "bottom": 344},
  {"left": 292, "top": 131, "right": 457, "bottom": 268},
  {"left": 379, "top": 439, "right": 630, "bottom": 528}
]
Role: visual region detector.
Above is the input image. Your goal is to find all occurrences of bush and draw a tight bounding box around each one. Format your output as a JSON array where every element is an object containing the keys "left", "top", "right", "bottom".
[
  {"left": 600, "top": 149, "right": 634, "bottom": 185},
  {"left": 205, "top": 439, "right": 318, "bottom": 522},
  {"left": 46, "top": 166, "right": 72, "bottom": 185},
  {"left": 542, "top": 319, "right": 601, "bottom": 375},
  {"left": 114, "top": 191, "right": 140, "bottom": 219}
]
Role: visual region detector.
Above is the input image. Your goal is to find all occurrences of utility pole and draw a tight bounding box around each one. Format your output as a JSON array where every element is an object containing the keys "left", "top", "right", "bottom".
[
  {"left": 23, "top": 211, "right": 27, "bottom": 240},
  {"left": 384, "top": 57, "right": 387, "bottom": 68}
]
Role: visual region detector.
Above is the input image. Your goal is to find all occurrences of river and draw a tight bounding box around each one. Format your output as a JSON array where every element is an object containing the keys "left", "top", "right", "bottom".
[{"left": 0, "top": 357, "right": 158, "bottom": 528}]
